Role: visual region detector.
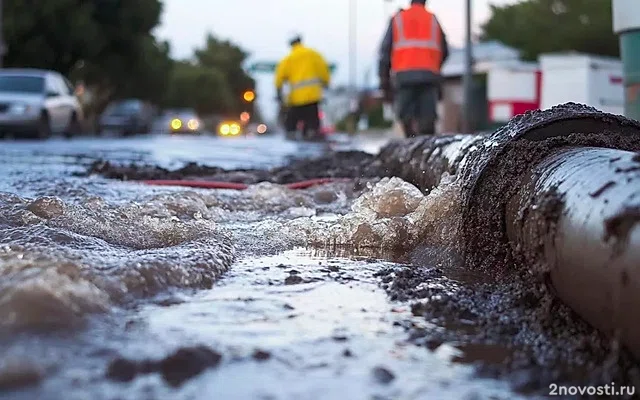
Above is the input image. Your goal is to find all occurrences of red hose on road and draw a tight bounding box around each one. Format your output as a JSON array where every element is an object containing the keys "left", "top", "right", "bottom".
[
  {"left": 142, "top": 177, "right": 350, "bottom": 190},
  {"left": 142, "top": 180, "right": 249, "bottom": 190},
  {"left": 285, "top": 177, "right": 348, "bottom": 189}
]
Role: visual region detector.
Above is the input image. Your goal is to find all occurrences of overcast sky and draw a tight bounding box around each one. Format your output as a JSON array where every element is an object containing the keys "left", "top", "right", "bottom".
[{"left": 155, "top": 0, "right": 514, "bottom": 121}]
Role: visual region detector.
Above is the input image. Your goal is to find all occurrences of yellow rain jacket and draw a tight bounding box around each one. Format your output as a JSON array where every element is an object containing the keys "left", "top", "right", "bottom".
[{"left": 275, "top": 43, "right": 331, "bottom": 107}]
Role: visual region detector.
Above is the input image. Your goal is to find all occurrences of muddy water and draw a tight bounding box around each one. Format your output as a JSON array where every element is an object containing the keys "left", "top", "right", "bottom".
[{"left": 0, "top": 133, "right": 587, "bottom": 399}]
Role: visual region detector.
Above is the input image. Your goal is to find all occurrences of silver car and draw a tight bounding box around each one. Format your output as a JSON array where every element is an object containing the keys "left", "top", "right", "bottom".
[{"left": 0, "top": 68, "right": 83, "bottom": 139}]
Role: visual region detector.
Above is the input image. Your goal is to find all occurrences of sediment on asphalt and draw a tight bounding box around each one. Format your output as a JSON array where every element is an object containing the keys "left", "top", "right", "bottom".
[{"left": 82, "top": 103, "right": 640, "bottom": 389}]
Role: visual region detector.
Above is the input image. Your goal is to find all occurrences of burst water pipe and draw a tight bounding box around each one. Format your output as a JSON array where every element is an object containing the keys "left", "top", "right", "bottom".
[
  {"left": 375, "top": 103, "right": 640, "bottom": 358},
  {"left": 506, "top": 147, "right": 640, "bottom": 358},
  {"left": 460, "top": 105, "right": 640, "bottom": 359}
]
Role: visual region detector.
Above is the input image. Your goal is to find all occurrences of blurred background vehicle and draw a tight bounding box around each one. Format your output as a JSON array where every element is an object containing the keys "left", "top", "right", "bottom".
[
  {"left": 97, "top": 99, "right": 155, "bottom": 136},
  {"left": 0, "top": 69, "right": 83, "bottom": 139},
  {"left": 245, "top": 122, "right": 270, "bottom": 136},
  {"left": 217, "top": 119, "right": 242, "bottom": 137},
  {"left": 165, "top": 108, "right": 203, "bottom": 134}
]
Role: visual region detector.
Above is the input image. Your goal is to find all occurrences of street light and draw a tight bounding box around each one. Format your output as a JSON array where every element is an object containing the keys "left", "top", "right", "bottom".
[
  {"left": 348, "top": 0, "right": 357, "bottom": 134},
  {"left": 243, "top": 90, "right": 255, "bottom": 102}
]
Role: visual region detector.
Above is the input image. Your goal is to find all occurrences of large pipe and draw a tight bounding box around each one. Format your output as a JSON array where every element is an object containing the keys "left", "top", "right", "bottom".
[
  {"left": 459, "top": 103, "right": 640, "bottom": 271},
  {"left": 374, "top": 103, "right": 640, "bottom": 357},
  {"left": 506, "top": 146, "right": 640, "bottom": 357},
  {"left": 372, "top": 134, "right": 485, "bottom": 191}
]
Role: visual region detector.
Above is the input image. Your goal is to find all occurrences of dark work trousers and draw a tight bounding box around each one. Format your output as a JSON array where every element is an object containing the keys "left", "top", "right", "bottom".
[
  {"left": 284, "top": 102, "right": 321, "bottom": 140},
  {"left": 393, "top": 83, "right": 438, "bottom": 137}
]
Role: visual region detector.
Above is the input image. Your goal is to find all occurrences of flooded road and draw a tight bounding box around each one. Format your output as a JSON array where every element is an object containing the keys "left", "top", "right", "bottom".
[{"left": 0, "top": 132, "right": 613, "bottom": 399}]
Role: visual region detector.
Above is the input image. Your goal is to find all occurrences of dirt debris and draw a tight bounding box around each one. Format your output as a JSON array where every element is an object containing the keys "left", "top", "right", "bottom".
[
  {"left": 106, "top": 345, "right": 222, "bottom": 387},
  {"left": 375, "top": 264, "right": 640, "bottom": 397},
  {"left": 0, "top": 359, "right": 44, "bottom": 391},
  {"left": 372, "top": 366, "right": 395, "bottom": 384},
  {"left": 81, "top": 150, "right": 385, "bottom": 184},
  {"left": 252, "top": 349, "right": 271, "bottom": 361},
  {"left": 87, "top": 103, "right": 640, "bottom": 396}
]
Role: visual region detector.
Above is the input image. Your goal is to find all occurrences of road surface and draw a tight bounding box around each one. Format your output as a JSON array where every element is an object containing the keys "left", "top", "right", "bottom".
[{"left": 0, "top": 132, "right": 531, "bottom": 400}]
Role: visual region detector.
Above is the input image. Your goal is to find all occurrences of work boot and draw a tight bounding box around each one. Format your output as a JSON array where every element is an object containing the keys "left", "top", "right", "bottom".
[
  {"left": 306, "top": 129, "right": 324, "bottom": 142},
  {"left": 401, "top": 121, "right": 416, "bottom": 138}
]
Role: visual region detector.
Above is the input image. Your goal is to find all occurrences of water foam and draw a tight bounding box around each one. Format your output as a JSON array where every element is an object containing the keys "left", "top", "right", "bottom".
[
  {"left": 0, "top": 175, "right": 460, "bottom": 333},
  {"left": 0, "top": 192, "right": 235, "bottom": 333},
  {"left": 284, "top": 176, "right": 465, "bottom": 252}
]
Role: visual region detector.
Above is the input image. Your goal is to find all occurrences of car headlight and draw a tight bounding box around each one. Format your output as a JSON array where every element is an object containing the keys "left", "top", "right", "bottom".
[
  {"left": 170, "top": 118, "right": 182, "bottom": 130},
  {"left": 187, "top": 119, "right": 199, "bottom": 130},
  {"left": 9, "top": 103, "right": 32, "bottom": 114},
  {"left": 229, "top": 123, "right": 240, "bottom": 135},
  {"left": 219, "top": 123, "right": 230, "bottom": 135}
]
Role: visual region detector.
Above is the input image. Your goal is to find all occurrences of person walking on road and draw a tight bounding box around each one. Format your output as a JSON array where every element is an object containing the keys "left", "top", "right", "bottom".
[
  {"left": 378, "top": 0, "right": 449, "bottom": 137},
  {"left": 275, "top": 34, "right": 331, "bottom": 141}
]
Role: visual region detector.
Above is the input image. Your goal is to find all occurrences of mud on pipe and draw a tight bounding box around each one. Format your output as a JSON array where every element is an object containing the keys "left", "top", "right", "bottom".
[
  {"left": 506, "top": 146, "right": 640, "bottom": 359},
  {"left": 376, "top": 103, "right": 640, "bottom": 358}
]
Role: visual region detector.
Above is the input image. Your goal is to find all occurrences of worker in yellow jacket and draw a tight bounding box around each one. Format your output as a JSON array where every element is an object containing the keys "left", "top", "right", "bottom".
[{"left": 275, "top": 34, "right": 331, "bottom": 141}]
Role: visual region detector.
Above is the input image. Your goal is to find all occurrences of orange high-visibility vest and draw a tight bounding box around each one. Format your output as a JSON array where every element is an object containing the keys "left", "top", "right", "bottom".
[{"left": 391, "top": 6, "right": 442, "bottom": 74}]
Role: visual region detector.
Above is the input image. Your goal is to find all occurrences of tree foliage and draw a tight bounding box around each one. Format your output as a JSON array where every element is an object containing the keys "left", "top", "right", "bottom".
[
  {"left": 480, "top": 0, "right": 619, "bottom": 61},
  {"left": 4, "top": 0, "right": 168, "bottom": 104},
  {"left": 194, "top": 34, "right": 256, "bottom": 114},
  {"left": 164, "top": 61, "right": 233, "bottom": 115},
  {"left": 163, "top": 33, "right": 256, "bottom": 116},
  {"left": 3, "top": 1, "right": 255, "bottom": 116}
]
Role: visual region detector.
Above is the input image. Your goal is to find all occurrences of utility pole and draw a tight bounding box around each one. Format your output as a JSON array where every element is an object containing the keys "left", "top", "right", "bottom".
[
  {"left": 0, "top": 0, "right": 5, "bottom": 68},
  {"left": 462, "top": 0, "right": 473, "bottom": 133},
  {"left": 348, "top": 0, "right": 358, "bottom": 134},
  {"left": 613, "top": 0, "right": 640, "bottom": 121}
]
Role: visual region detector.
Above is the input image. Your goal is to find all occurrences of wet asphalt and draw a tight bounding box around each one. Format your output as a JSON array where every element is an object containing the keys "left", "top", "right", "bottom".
[{"left": 0, "top": 129, "right": 632, "bottom": 399}]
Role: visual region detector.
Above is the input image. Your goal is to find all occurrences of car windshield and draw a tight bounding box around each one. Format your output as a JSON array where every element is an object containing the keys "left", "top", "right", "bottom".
[
  {"left": 0, "top": 75, "right": 45, "bottom": 94},
  {"left": 106, "top": 101, "right": 141, "bottom": 115}
]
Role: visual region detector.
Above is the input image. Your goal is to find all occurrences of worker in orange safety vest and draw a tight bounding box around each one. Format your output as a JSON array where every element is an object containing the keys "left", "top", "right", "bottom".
[{"left": 378, "top": 0, "right": 449, "bottom": 137}]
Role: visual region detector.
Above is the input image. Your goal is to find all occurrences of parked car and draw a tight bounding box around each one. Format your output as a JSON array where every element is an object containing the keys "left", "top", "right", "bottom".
[
  {"left": 0, "top": 68, "right": 83, "bottom": 139},
  {"left": 97, "top": 99, "right": 155, "bottom": 136},
  {"left": 165, "top": 109, "right": 203, "bottom": 134}
]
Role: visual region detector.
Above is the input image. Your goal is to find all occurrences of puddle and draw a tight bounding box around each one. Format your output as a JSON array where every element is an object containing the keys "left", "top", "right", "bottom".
[{"left": 3, "top": 250, "right": 526, "bottom": 400}]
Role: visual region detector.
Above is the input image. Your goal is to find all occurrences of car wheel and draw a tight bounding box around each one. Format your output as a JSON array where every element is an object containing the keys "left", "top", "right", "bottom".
[
  {"left": 36, "top": 113, "right": 52, "bottom": 139},
  {"left": 64, "top": 112, "right": 81, "bottom": 138}
]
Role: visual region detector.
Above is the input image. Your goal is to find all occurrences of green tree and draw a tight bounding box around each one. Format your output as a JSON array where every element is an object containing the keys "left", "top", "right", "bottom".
[
  {"left": 194, "top": 34, "right": 256, "bottom": 113},
  {"left": 480, "top": 0, "right": 619, "bottom": 61},
  {"left": 108, "top": 38, "right": 174, "bottom": 103},
  {"left": 3, "top": 0, "right": 171, "bottom": 106},
  {"left": 79, "top": 0, "right": 170, "bottom": 105},
  {"left": 164, "top": 61, "right": 233, "bottom": 115},
  {"left": 4, "top": 0, "right": 100, "bottom": 74}
]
